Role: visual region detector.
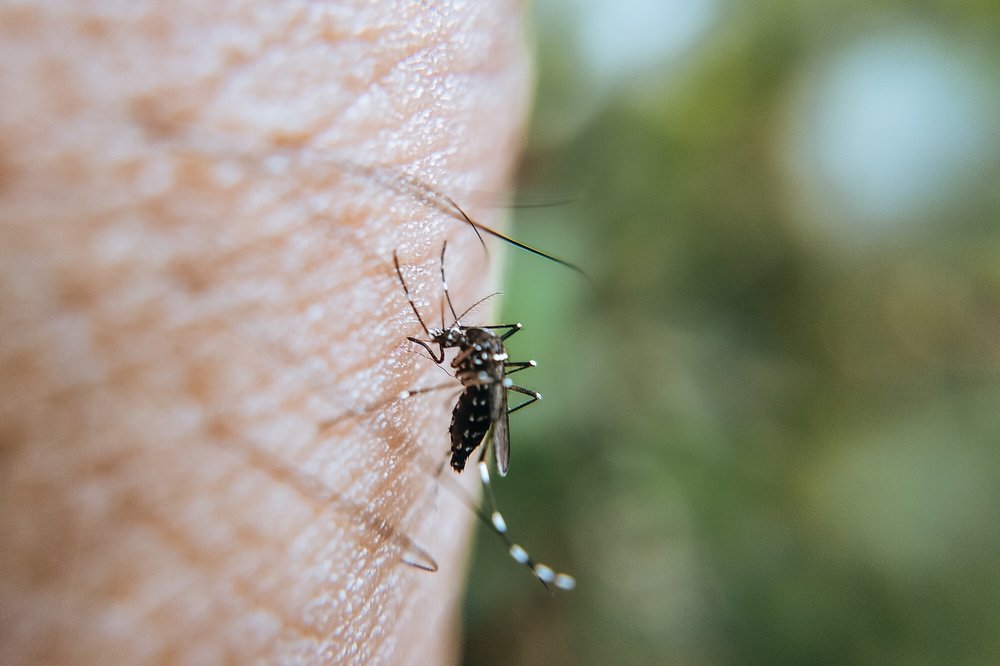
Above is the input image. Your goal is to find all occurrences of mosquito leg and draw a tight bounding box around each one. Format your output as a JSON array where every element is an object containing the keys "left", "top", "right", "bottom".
[
  {"left": 387, "top": 435, "right": 574, "bottom": 590},
  {"left": 504, "top": 360, "right": 537, "bottom": 376},
  {"left": 393, "top": 250, "right": 434, "bottom": 339},
  {"left": 395, "top": 381, "right": 460, "bottom": 402},
  {"left": 317, "top": 380, "right": 458, "bottom": 431},
  {"left": 505, "top": 384, "right": 541, "bottom": 415},
  {"left": 476, "top": 323, "right": 522, "bottom": 340},
  {"left": 476, "top": 461, "right": 575, "bottom": 591},
  {"left": 453, "top": 293, "right": 502, "bottom": 326},
  {"left": 506, "top": 395, "right": 540, "bottom": 415}
]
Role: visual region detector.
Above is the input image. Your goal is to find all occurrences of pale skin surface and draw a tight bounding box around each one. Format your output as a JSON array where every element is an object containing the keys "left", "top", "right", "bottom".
[{"left": 0, "top": 2, "right": 530, "bottom": 663}]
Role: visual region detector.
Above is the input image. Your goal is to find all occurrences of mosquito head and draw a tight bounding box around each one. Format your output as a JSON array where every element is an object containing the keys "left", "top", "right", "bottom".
[{"left": 429, "top": 324, "right": 464, "bottom": 349}]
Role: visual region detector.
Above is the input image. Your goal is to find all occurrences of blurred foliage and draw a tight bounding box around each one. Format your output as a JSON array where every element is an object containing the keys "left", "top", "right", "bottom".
[{"left": 460, "top": 2, "right": 1000, "bottom": 665}]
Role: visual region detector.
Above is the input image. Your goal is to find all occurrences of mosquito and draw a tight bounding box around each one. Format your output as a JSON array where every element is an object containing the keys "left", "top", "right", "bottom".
[{"left": 392, "top": 242, "right": 575, "bottom": 591}]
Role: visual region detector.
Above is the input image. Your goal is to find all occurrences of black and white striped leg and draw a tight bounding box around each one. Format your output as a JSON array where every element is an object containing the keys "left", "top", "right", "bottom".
[
  {"left": 505, "top": 383, "right": 542, "bottom": 416},
  {"left": 482, "top": 322, "right": 523, "bottom": 341},
  {"left": 476, "top": 460, "right": 575, "bottom": 591},
  {"left": 504, "top": 360, "right": 537, "bottom": 376}
]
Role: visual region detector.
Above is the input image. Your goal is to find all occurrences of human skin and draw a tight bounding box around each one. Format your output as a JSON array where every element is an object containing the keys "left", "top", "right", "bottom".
[{"left": 0, "top": 2, "right": 530, "bottom": 663}]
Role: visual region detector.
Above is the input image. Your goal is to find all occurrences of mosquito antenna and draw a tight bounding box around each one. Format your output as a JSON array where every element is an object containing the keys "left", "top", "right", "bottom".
[{"left": 453, "top": 292, "right": 501, "bottom": 326}]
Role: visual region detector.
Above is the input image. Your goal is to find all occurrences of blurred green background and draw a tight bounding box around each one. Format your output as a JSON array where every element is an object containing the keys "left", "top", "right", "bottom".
[{"left": 461, "top": 2, "right": 1000, "bottom": 664}]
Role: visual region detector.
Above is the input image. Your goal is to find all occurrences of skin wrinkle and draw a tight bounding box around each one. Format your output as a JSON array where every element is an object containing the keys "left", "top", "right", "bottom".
[
  {"left": 116, "top": 494, "right": 323, "bottom": 648},
  {"left": 0, "top": 2, "right": 530, "bottom": 664}
]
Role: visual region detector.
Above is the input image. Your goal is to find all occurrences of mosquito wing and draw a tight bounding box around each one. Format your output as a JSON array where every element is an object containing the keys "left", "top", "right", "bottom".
[{"left": 490, "top": 382, "right": 510, "bottom": 477}]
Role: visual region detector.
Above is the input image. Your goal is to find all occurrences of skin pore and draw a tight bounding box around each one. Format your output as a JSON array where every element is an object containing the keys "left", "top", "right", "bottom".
[{"left": 0, "top": 2, "right": 530, "bottom": 663}]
